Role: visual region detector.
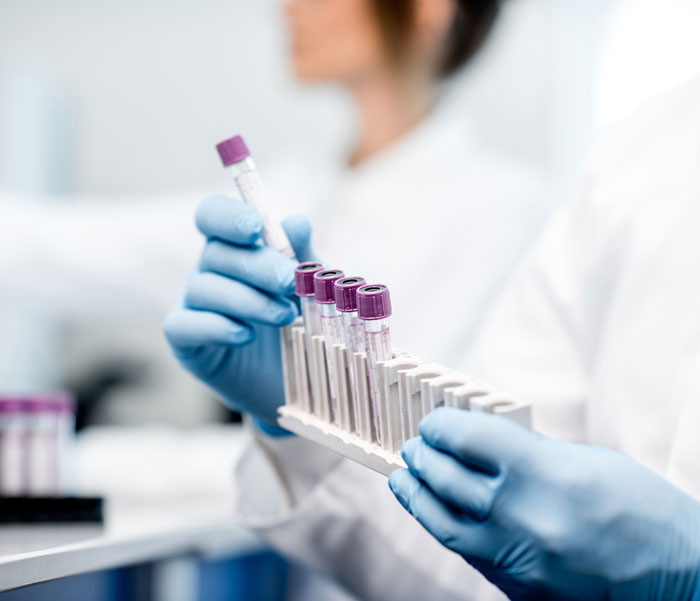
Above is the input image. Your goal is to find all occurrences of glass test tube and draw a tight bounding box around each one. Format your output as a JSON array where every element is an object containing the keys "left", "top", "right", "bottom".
[
  {"left": 25, "top": 396, "right": 57, "bottom": 495},
  {"left": 313, "top": 270, "right": 346, "bottom": 424},
  {"left": 217, "top": 135, "right": 296, "bottom": 259},
  {"left": 295, "top": 262, "right": 324, "bottom": 414},
  {"left": 0, "top": 397, "right": 25, "bottom": 496},
  {"left": 50, "top": 391, "right": 76, "bottom": 494},
  {"left": 295, "top": 262, "right": 324, "bottom": 348},
  {"left": 217, "top": 135, "right": 298, "bottom": 425},
  {"left": 334, "top": 277, "right": 367, "bottom": 433},
  {"left": 358, "top": 285, "right": 393, "bottom": 443}
]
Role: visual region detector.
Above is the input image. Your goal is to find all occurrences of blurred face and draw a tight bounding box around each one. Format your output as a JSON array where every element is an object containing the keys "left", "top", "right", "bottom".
[{"left": 284, "top": 0, "right": 390, "bottom": 84}]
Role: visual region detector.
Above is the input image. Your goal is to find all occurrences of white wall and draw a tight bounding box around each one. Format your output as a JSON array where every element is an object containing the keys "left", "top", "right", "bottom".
[{"left": 0, "top": 0, "right": 347, "bottom": 196}]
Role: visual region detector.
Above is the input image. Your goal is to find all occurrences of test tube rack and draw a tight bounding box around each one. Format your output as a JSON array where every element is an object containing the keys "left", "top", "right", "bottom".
[{"left": 277, "top": 319, "right": 532, "bottom": 477}]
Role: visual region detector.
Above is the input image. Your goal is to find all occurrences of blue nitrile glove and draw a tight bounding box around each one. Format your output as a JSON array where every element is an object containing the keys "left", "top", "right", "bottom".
[
  {"left": 389, "top": 408, "right": 700, "bottom": 601},
  {"left": 163, "top": 195, "right": 315, "bottom": 431}
]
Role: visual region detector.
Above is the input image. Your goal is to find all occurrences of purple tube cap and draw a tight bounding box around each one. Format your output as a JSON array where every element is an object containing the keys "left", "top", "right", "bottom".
[
  {"left": 295, "top": 262, "right": 324, "bottom": 297},
  {"left": 0, "top": 397, "right": 23, "bottom": 413},
  {"left": 23, "top": 398, "right": 51, "bottom": 414},
  {"left": 216, "top": 134, "right": 250, "bottom": 167},
  {"left": 314, "top": 270, "right": 345, "bottom": 304},
  {"left": 334, "top": 277, "right": 367, "bottom": 312},
  {"left": 357, "top": 285, "right": 392, "bottom": 320}
]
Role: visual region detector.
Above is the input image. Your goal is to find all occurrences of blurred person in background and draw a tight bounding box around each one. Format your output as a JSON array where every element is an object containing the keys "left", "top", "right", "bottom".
[
  {"left": 270, "top": 0, "right": 551, "bottom": 362},
  {"left": 166, "top": 0, "right": 555, "bottom": 600}
]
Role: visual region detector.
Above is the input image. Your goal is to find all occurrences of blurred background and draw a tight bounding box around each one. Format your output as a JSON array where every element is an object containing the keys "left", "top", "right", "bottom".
[
  {"left": 1, "top": 0, "right": 700, "bottom": 598},
  {"left": 2, "top": 0, "right": 700, "bottom": 426}
]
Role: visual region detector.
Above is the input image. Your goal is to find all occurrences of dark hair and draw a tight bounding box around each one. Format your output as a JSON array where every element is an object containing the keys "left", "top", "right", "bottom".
[{"left": 370, "top": 0, "right": 500, "bottom": 78}]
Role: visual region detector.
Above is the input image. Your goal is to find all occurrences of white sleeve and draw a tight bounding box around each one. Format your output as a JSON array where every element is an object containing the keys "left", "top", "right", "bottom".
[
  {"left": 464, "top": 173, "right": 622, "bottom": 442},
  {"left": 233, "top": 424, "right": 507, "bottom": 601},
  {"left": 0, "top": 190, "right": 203, "bottom": 317}
]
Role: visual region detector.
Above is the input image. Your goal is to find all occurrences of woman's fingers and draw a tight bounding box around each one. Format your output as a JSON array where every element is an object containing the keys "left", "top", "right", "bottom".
[
  {"left": 195, "top": 197, "right": 318, "bottom": 295},
  {"left": 388, "top": 469, "right": 496, "bottom": 561},
  {"left": 401, "top": 438, "right": 498, "bottom": 521},
  {"left": 419, "top": 408, "right": 534, "bottom": 474},
  {"left": 184, "top": 271, "right": 298, "bottom": 327},
  {"left": 199, "top": 239, "right": 297, "bottom": 297},
  {"left": 163, "top": 308, "right": 254, "bottom": 351},
  {"left": 283, "top": 214, "right": 315, "bottom": 262},
  {"left": 196, "top": 195, "right": 264, "bottom": 246}
]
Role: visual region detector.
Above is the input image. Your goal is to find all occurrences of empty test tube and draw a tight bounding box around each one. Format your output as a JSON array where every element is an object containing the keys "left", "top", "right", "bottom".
[
  {"left": 216, "top": 134, "right": 296, "bottom": 259},
  {"left": 358, "top": 285, "right": 392, "bottom": 443},
  {"left": 314, "top": 270, "right": 346, "bottom": 424},
  {"left": 334, "top": 277, "right": 367, "bottom": 432}
]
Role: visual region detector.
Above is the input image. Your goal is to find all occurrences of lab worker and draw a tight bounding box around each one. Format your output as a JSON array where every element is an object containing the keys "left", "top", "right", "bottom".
[
  {"left": 165, "top": 65, "right": 700, "bottom": 601},
  {"left": 269, "top": 0, "right": 550, "bottom": 364},
  {"left": 389, "top": 74, "right": 700, "bottom": 599}
]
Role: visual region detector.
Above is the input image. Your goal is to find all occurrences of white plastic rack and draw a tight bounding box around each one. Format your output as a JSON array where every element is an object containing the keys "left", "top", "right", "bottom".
[{"left": 277, "top": 319, "right": 532, "bottom": 476}]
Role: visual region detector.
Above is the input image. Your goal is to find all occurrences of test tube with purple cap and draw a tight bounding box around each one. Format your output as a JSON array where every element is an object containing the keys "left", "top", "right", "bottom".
[
  {"left": 25, "top": 396, "right": 58, "bottom": 495},
  {"left": 0, "top": 397, "right": 25, "bottom": 495},
  {"left": 334, "top": 277, "right": 367, "bottom": 432},
  {"left": 216, "top": 134, "right": 296, "bottom": 260},
  {"left": 295, "top": 262, "right": 324, "bottom": 346},
  {"left": 358, "top": 285, "right": 393, "bottom": 443},
  {"left": 314, "top": 269, "right": 346, "bottom": 424},
  {"left": 50, "top": 391, "right": 76, "bottom": 494}
]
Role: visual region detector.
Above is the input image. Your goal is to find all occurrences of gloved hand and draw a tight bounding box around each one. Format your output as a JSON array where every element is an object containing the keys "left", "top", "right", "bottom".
[
  {"left": 389, "top": 408, "right": 700, "bottom": 601},
  {"left": 163, "top": 195, "right": 315, "bottom": 429}
]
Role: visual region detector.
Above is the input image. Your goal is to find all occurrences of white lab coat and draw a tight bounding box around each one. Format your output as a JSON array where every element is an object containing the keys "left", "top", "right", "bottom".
[
  {"left": 234, "top": 97, "right": 553, "bottom": 601},
  {"left": 234, "top": 76, "right": 700, "bottom": 601},
  {"left": 468, "top": 75, "right": 700, "bottom": 492}
]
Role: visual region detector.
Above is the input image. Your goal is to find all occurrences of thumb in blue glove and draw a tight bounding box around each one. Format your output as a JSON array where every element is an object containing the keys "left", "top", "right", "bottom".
[
  {"left": 163, "top": 194, "right": 316, "bottom": 430},
  {"left": 389, "top": 408, "right": 700, "bottom": 601}
]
